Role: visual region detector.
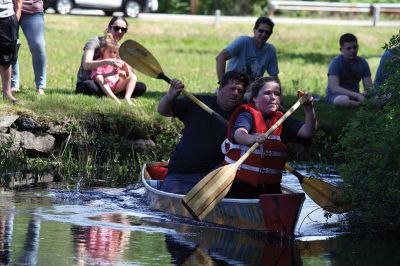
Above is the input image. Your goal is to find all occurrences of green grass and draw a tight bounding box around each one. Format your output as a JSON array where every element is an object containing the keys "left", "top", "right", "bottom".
[{"left": 0, "top": 14, "right": 397, "bottom": 122}]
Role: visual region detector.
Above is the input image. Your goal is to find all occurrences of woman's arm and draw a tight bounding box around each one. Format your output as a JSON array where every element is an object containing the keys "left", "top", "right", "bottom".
[
  {"left": 297, "top": 94, "right": 317, "bottom": 139},
  {"left": 82, "top": 48, "right": 123, "bottom": 71}
]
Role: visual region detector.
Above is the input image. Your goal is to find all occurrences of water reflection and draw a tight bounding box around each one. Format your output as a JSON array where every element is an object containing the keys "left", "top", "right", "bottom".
[
  {"left": 1, "top": 189, "right": 399, "bottom": 265},
  {"left": 147, "top": 220, "right": 302, "bottom": 265},
  {"left": 71, "top": 213, "right": 131, "bottom": 265},
  {"left": 0, "top": 210, "right": 13, "bottom": 265}
]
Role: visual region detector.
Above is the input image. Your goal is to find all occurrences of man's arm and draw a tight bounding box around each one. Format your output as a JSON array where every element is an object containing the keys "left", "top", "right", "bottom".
[
  {"left": 157, "top": 79, "right": 184, "bottom": 117},
  {"left": 13, "top": 0, "right": 22, "bottom": 20},
  {"left": 362, "top": 76, "right": 373, "bottom": 93},
  {"left": 216, "top": 49, "right": 231, "bottom": 83},
  {"left": 328, "top": 75, "right": 365, "bottom": 102}
]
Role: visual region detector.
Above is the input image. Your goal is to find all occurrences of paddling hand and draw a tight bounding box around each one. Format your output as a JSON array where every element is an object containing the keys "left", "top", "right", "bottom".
[
  {"left": 302, "top": 93, "right": 314, "bottom": 109},
  {"left": 168, "top": 79, "right": 184, "bottom": 99},
  {"left": 253, "top": 133, "right": 267, "bottom": 144}
]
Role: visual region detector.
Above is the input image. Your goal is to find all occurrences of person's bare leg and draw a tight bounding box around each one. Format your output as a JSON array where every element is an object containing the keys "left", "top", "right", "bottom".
[
  {"left": 333, "top": 95, "right": 360, "bottom": 108},
  {"left": 1, "top": 65, "right": 18, "bottom": 102},
  {"left": 114, "top": 76, "right": 136, "bottom": 105}
]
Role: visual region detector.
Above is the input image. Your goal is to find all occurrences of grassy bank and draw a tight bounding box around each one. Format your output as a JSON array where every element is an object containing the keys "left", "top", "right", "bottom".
[{"left": 0, "top": 15, "right": 398, "bottom": 185}]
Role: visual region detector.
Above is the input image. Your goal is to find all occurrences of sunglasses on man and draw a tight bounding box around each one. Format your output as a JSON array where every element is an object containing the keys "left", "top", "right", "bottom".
[{"left": 111, "top": 25, "right": 128, "bottom": 33}]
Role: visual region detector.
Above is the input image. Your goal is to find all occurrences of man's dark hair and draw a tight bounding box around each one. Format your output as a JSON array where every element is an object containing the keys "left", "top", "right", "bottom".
[
  {"left": 251, "top": 76, "right": 281, "bottom": 99},
  {"left": 254, "top": 16, "right": 274, "bottom": 32},
  {"left": 220, "top": 71, "right": 250, "bottom": 90},
  {"left": 340, "top": 33, "right": 357, "bottom": 47}
]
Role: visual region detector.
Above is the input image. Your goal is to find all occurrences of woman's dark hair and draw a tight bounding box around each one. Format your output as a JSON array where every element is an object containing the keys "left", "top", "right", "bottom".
[
  {"left": 251, "top": 76, "right": 281, "bottom": 99},
  {"left": 107, "top": 16, "right": 128, "bottom": 31}
]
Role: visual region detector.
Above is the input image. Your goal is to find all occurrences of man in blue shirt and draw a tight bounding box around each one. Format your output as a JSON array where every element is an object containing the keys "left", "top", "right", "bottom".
[
  {"left": 216, "top": 16, "right": 279, "bottom": 101},
  {"left": 325, "top": 33, "right": 372, "bottom": 107}
]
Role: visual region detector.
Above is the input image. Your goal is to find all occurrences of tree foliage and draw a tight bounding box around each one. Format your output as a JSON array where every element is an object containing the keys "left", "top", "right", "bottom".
[{"left": 336, "top": 32, "right": 400, "bottom": 235}]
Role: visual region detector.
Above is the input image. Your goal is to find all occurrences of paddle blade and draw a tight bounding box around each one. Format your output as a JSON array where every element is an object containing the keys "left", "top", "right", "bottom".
[
  {"left": 182, "top": 163, "right": 238, "bottom": 220},
  {"left": 301, "top": 177, "right": 352, "bottom": 214},
  {"left": 119, "top": 40, "right": 164, "bottom": 79}
]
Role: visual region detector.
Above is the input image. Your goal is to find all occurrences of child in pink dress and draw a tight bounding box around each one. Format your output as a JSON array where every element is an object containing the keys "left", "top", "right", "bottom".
[{"left": 91, "top": 33, "right": 136, "bottom": 105}]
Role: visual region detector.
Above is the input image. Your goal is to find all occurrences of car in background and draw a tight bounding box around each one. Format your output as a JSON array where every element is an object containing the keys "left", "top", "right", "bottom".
[{"left": 44, "top": 0, "right": 158, "bottom": 18}]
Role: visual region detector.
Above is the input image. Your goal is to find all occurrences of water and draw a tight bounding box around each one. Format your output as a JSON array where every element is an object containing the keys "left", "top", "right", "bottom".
[{"left": 0, "top": 171, "right": 399, "bottom": 265}]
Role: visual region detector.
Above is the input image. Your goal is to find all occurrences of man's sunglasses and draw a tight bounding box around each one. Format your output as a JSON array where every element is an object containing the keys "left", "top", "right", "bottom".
[
  {"left": 111, "top": 25, "right": 128, "bottom": 33},
  {"left": 257, "top": 29, "right": 272, "bottom": 35}
]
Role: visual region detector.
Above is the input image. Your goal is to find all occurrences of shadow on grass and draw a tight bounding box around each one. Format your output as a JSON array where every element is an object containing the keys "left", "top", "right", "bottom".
[{"left": 279, "top": 52, "right": 383, "bottom": 64}]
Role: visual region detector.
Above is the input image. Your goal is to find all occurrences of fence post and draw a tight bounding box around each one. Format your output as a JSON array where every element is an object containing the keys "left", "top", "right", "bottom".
[
  {"left": 214, "top": 9, "right": 221, "bottom": 27},
  {"left": 372, "top": 4, "right": 380, "bottom": 27}
]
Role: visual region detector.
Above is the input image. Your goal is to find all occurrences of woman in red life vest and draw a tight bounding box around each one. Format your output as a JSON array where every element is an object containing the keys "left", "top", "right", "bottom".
[{"left": 222, "top": 77, "right": 316, "bottom": 198}]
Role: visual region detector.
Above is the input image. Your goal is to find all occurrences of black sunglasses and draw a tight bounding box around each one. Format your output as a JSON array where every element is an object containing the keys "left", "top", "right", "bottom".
[
  {"left": 111, "top": 25, "right": 128, "bottom": 33},
  {"left": 257, "top": 29, "right": 272, "bottom": 35}
]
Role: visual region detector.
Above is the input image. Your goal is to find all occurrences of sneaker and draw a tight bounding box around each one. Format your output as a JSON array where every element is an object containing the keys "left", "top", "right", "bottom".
[
  {"left": 37, "top": 88, "right": 45, "bottom": 95},
  {"left": 11, "top": 87, "right": 20, "bottom": 93}
]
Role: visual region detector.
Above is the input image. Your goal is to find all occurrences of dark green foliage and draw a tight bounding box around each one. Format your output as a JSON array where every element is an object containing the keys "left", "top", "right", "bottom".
[{"left": 336, "top": 32, "right": 400, "bottom": 235}]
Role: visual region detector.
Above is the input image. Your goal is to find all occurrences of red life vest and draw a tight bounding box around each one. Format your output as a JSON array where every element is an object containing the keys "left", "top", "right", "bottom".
[{"left": 221, "top": 104, "right": 288, "bottom": 187}]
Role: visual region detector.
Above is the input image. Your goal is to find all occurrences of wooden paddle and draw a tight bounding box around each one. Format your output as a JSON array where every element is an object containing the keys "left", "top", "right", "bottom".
[
  {"left": 182, "top": 95, "right": 307, "bottom": 220},
  {"left": 284, "top": 164, "right": 351, "bottom": 214},
  {"left": 119, "top": 39, "right": 350, "bottom": 215},
  {"left": 119, "top": 40, "right": 227, "bottom": 126}
]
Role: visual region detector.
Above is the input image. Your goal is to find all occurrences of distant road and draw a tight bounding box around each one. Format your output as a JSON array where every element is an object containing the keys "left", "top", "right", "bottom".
[{"left": 45, "top": 8, "right": 400, "bottom": 27}]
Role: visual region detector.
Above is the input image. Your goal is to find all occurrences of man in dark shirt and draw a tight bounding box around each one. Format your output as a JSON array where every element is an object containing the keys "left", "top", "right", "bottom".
[{"left": 157, "top": 71, "right": 249, "bottom": 194}]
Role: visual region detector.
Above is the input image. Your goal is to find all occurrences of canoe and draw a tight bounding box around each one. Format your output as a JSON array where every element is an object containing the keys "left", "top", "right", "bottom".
[{"left": 141, "top": 161, "right": 305, "bottom": 238}]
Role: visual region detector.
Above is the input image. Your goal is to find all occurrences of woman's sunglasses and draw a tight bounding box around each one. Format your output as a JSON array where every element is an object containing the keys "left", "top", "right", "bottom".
[{"left": 111, "top": 25, "right": 128, "bottom": 33}]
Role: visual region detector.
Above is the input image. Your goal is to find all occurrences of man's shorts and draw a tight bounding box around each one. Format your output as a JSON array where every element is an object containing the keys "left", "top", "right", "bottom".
[{"left": 0, "top": 14, "right": 19, "bottom": 66}]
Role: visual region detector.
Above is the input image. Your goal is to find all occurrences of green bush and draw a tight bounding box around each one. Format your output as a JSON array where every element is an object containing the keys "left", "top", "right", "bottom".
[{"left": 336, "top": 32, "right": 400, "bottom": 235}]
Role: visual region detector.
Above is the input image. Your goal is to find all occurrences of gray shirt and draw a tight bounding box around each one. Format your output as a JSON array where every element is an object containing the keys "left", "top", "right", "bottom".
[
  {"left": 76, "top": 36, "right": 103, "bottom": 84},
  {"left": 326, "top": 55, "right": 371, "bottom": 97}
]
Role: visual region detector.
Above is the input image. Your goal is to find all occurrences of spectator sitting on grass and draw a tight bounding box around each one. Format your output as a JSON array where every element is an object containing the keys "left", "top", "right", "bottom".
[
  {"left": 90, "top": 33, "right": 136, "bottom": 105},
  {"left": 76, "top": 16, "right": 146, "bottom": 98},
  {"left": 325, "top": 33, "right": 372, "bottom": 108}
]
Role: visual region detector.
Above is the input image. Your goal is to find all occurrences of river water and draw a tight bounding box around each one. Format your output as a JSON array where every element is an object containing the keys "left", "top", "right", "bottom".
[{"left": 0, "top": 170, "right": 398, "bottom": 265}]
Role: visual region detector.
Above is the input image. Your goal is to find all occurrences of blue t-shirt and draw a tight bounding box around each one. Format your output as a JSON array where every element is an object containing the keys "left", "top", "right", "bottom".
[
  {"left": 374, "top": 48, "right": 399, "bottom": 89},
  {"left": 225, "top": 36, "right": 279, "bottom": 82},
  {"left": 168, "top": 95, "right": 233, "bottom": 174},
  {"left": 326, "top": 55, "right": 371, "bottom": 98}
]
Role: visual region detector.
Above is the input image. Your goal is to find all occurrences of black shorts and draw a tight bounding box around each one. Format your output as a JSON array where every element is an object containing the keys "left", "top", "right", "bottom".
[{"left": 0, "top": 14, "right": 19, "bottom": 66}]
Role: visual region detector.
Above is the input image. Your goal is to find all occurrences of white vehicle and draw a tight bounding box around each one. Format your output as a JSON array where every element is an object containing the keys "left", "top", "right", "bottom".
[{"left": 45, "top": 0, "right": 158, "bottom": 18}]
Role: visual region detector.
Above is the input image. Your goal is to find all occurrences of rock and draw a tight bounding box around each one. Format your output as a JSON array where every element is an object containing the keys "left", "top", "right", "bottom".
[
  {"left": 11, "top": 130, "right": 55, "bottom": 155},
  {"left": 16, "top": 117, "right": 42, "bottom": 131},
  {"left": 0, "top": 133, "right": 12, "bottom": 145},
  {"left": 0, "top": 115, "right": 19, "bottom": 133},
  {"left": 47, "top": 121, "right": 69, "bottom": 136},
  {"left": 130, "top": 139, "right": 156, "bottom": 151}
]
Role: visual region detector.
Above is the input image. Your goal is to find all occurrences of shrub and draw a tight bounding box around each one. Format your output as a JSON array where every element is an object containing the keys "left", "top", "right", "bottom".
[{"left": 336, "top": 32, "right": 400, "bottom": 235}]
